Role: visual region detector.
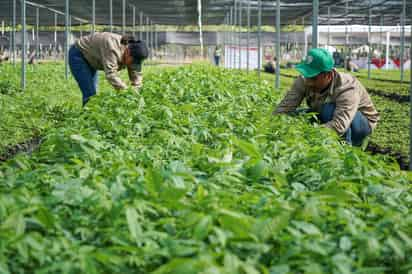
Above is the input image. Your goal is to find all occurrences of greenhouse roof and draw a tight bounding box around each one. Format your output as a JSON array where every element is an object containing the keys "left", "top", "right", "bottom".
[{"left": 1, "top": 0, "right": 411, "bottom": 27}]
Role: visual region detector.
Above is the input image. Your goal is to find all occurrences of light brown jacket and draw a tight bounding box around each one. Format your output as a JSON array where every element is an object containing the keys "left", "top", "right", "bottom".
[
  {"left": 274, "top": 71, "right": 379, "bottom": 135},
  {"left": 75, "top": 32, "right": 142, "bottom": 90}
]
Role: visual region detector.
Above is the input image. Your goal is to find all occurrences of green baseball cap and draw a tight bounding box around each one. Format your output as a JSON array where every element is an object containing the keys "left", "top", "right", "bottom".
[{"left": 295, "top": 48, "right": 334, "bottom": 78}]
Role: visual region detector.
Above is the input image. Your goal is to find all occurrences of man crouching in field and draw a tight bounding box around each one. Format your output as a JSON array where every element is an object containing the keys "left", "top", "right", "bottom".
[{"left": 273, "top": 48, "right": 379, "bottom": 146}]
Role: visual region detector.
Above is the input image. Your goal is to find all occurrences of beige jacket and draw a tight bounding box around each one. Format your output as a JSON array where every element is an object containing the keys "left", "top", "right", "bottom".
[
  {"left": 75, "top": 32, "right": 142, "bottom": 90},
  {"left": 274, "top": 71, "right": 379, "bottom": 135}
]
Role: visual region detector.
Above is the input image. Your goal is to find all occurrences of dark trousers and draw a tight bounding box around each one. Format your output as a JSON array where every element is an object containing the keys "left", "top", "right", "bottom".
[
  {"left": 318, "top": 103, "right": 371, "bottom": 146},
  {"left": 68, "top": 45, "right": 98, "bottom": 106},
  {"left": 214, "top": 56, "right": 220, "bottom": 66}
]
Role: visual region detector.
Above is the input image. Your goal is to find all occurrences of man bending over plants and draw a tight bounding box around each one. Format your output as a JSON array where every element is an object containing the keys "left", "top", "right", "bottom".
[
  {"left": 69, "top": 32, "right": 149, "bottom": 106},
  {"left": 273, "top": 48, "right": 379, "bottom": 146}
]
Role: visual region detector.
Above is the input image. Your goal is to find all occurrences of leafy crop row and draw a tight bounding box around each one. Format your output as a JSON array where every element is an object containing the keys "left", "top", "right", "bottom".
[
  {"left": 1, "top": 65, "right": 412, "bottom": 273},
  {"left": 0, "top": 64, "right": 81, "bottom": 156}
]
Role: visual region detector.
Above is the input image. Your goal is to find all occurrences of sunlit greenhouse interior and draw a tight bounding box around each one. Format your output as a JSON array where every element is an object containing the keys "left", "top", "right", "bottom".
[{"left": 1, "top": 0, "right": 412, "bottom": 273}]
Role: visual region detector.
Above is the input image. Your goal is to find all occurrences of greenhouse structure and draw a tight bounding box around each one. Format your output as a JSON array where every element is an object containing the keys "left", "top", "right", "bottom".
[{"left": 1, "top": 0, "right": 412, "bottom": 273}]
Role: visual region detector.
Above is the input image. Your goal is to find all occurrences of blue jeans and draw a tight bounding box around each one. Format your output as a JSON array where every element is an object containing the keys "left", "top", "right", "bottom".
[
  {"left": 214, "top": 56, "right": 220, "bottom": 66},
  {"left": 318, "top": 103, "right": 371, "bottom": 146},
  {"left": 69, "top": 45, "right": 98, "bottom": 106}
]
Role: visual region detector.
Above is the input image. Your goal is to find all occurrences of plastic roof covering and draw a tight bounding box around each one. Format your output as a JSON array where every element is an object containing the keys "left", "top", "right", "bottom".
[{"left": 0, "top": 0, "right": 411, "bottom": 27}]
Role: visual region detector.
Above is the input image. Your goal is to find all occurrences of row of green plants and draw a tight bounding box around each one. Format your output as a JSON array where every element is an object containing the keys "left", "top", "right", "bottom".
[
  {"left": 1, "top": 64, "right": 412, "bottom": 273},
  {"left": 368, "top": 94, "right": 410, "bottom": 156},
  {"left": 353, "top": 69, "right": 411, "bottom": 85},
  {"left": 1, "top": 64, "right": 409, "bottom": 166},
  {"left": 0, "top": 64, "right": 81, "bottom": 156}
]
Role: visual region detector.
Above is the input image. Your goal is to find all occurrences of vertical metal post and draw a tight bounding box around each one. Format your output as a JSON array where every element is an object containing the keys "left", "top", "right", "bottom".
[
  {"left": 132, "top": 6, "right": 136, "bottom": 37},
  {"left": 154, "top": 24, "right": 157, "bottom": 58},
  {"left": 368, "top": 0, "right": 372, "bottom": 80},
  {"left": 233, "top": 0, "right": 237, "bottom": 68},
  {"left": 345, "top": 0, "right": 349, "bottom": 63},
  {"left": 379, "top": 15, "right": 383, "bottom": 54},
  {"left": 139, "top": 12, "right": 143, "bottom": 40},
  {"left": 65, "top": 0, "right": 69, "bottom": 80},
  {"left": 238, "top": 0, "right": 242, "bottom": 69},
  {"left": 150, "top": 21, "right": 154, "bottom": 59},
  {"left": 21, "top": 0, "right": 27, "bottom": 89},
  {"left": 146, "top": 17, "right": 149, "bottom": 43},
  {"left": 197, "top": 0, "right": 204, "bottom": 59},
  {"left": 312, "top": 0, "right": 319, "bottom": 48},
  {"left": 122, "top": 0, "right": 126, "bottom": 34},
  {"left": 303, "top": 16, "right": 307, "bottom": 57},
  {"left": 294, "top": 20, "right": 298, "bottom": 59},
  {"left": 327, "top": 6, "right": 331, "bottom": 46},
  {"left": 385, "top": 31, "right": 390, "bottom": 69},
  {"left": 36, "top": 7, "right": 39, "bottom": 59},
  {"left": 230, "top": 7, "right": 233, "bottom": 68},
  {"left": 258, "top": 0, "right": 262, "bottom": 77},
  {"left": 54, "top": 12, "right": 57, "bottom": 60},
  {"left": 54, "top": 13, "right": 57, "bottom": 46},
  {"left": 12, "top": 0, "right": 16, "bottom": 65},
  {"left": 109, "top": 0, "right": 113, "bottom": 32},
  {"left": 276, "top": 0, "right": 280, "bottom": 89},
  {"left": 224, "top": 15, "right": 228, "bottom": 67},
  {"left": 247, "top": 0, "right": 250, "bottom": 72},
  {"left": 409, "top": 21, "right": 412, "bottom": 170},
  {"left": 400, "top": 0, "right": 405, "bottom": 83},
  {"left": 92, "top": 0, "right": 95, "bottom": 34},
  {"left": 9, "top": 21, "right": 12, "bottom": 61}
]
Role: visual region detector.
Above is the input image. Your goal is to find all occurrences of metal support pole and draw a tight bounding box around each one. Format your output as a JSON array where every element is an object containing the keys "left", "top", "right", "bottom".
[
  {"left": 12, "top": 0, "right": 16, "bottom": 66},
  {"left": 146, "top": 17, "right": 149, "bottom": 44},
  {"left": 36, "top": 7, "right": 39, "bottom": 59},
  {"left": 21, "top": 0, "right": 27, "bottom": 89},
  {"left": 230, "top": 7, "right": 233, "bottom": 68},
  {"left": 276, "top": 0, "right": 280, "bottom": 89},
  {"left": 109, "top": 0, "right": 113, "bottom": 32},
  {"left": 345, "top": 0, "right": 349, "bottom": 63},
  {"left": 132, "top": 6, "right": 136, "bottom": 37},
  {"left": 150, "top": 21, "right": 154, "bottom": 59},
  {"left": 139, "top": 12, "right": 143, "bottom": 40},
  {"left": 294, "top": 20, "right": 298, "bottom": 59},
  {"left": 224, "top": 15, "right": 228, "bottom": 67},
  {"left": 238, "top": 0, "right": 242, "bottom": 69},
  {"left": 258, "top": 0, "right": 262, "bottom": 77},
  {"left": 409, "top": 22, "right": 412, "bottom": 170},
  {"left": 154, "top": 24, "right": 157, "bottom": 58},
  {"left": 54, "top": 12, "right": 57, "bottom": 60},
  {"left": 122, "top": 0, "right": 126, "bottom": 34},
  {"left": 92, "top": 0, "right": 95, "bottom": 34},
  {"left": 385, "top": 31, "right": 390, "bottom": 69},
  {"left": 327, "top": 7, "right": 331, "bottom": 46},
  {"left": 368, "top": 0, "right": 372, "bottom": 80},
  {"left": 247, "top": 0, "right": 250, "bottom": 72},
  {"left": 238, "top": 1, "right": 243, "bottom": 69},
  {"left": 197, "top": 0, "right": 204, "bottom": 59},
  {"left": 400, "top": 0, "right": 405, "bottom": 83},
  {"left": 233, "top": 0, "right": 237, "bottom": 69},
  {"left": 312, "top": 0, "right": 319, "bottom": 48},
  {"left": 65, "top": 0, "right": 69, "bottom": 80},
  {"left": 380, "top": 15, "right": 383, "bottom": 54},
  {"left": 9, "top": 21, "right": 12, "bottom": 61},
  {"left": 303, "top": 16, "right": 307, "bottom": 56}
]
